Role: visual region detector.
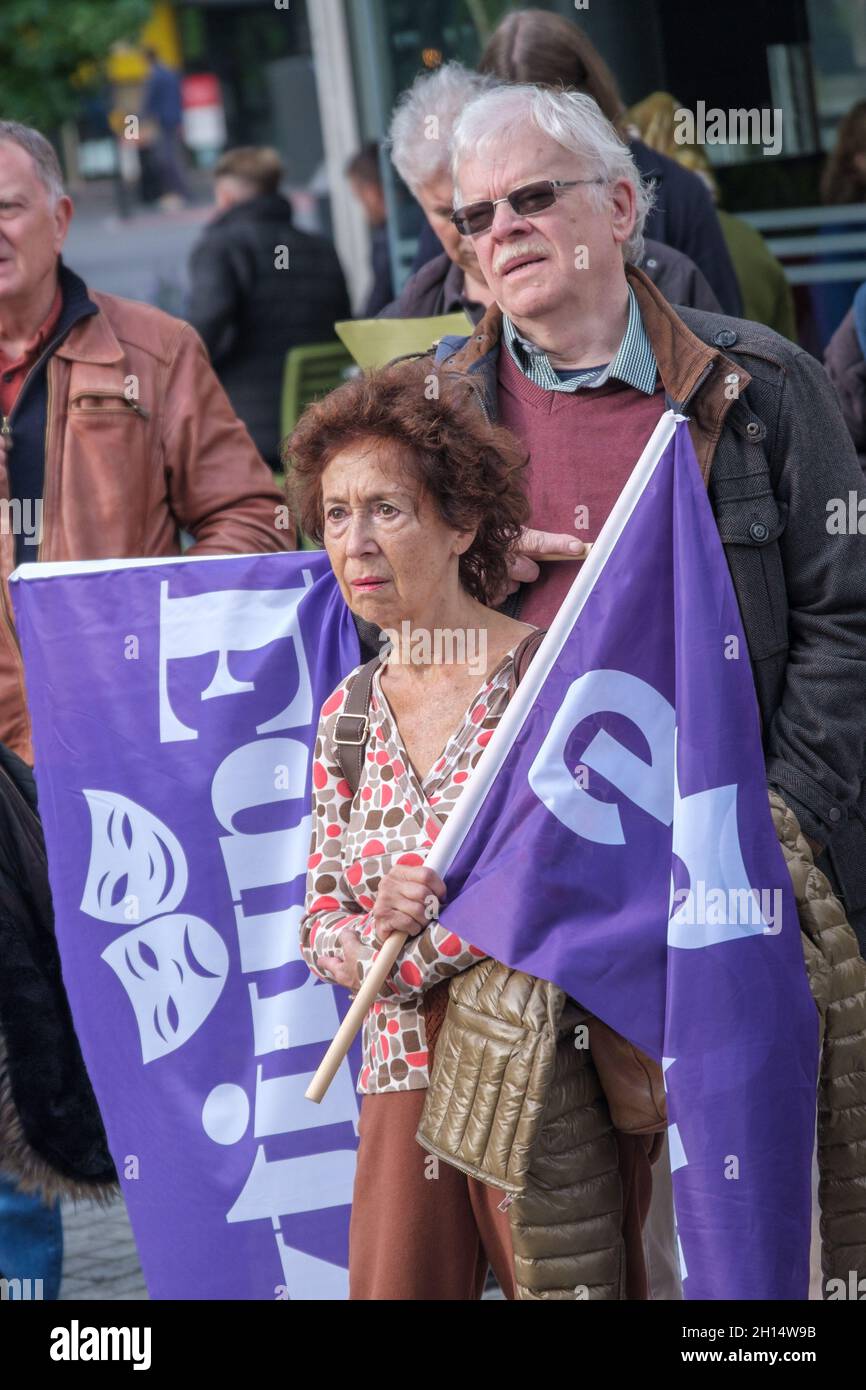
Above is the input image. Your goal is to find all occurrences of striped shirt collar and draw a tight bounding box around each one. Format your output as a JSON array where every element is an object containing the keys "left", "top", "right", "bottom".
[{"left": 501, "top": 284, "right": 658, "bottom": 395}]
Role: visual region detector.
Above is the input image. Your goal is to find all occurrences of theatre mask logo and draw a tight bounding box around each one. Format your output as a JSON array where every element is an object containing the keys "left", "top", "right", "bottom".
[{"left": 80, "top": 788, "right": 229, "bottom": 1062}]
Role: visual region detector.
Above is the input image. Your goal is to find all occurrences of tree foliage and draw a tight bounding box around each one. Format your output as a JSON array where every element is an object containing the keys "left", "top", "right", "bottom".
[{"left": 0, "top": 0, "right": 152, "bottom": 131}]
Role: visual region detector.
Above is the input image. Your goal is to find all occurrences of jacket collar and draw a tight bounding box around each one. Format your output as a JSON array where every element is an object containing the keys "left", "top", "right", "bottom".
[
  {"left": 625, "top": 265, "right": 750, "bottom": 410},
  {"left": 441, "top": 264, "right": 751, "bottom": 480},
  {"left": 53, "top": 259, "right": 123, "bottom": 366},
  {"left": 213, "top": 192, "right": 293, "bottom": 228}
]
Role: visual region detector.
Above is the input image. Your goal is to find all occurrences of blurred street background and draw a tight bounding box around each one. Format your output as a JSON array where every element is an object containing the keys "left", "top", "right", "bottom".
[
  {"left": 2, "top": 0, "right": 865, "bottom": 1304},
  {"left": 14, "top": 0, "right": 866, "bottom": 345}
]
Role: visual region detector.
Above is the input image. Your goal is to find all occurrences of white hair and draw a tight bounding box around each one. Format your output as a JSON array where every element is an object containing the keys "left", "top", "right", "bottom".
[
  {"left": 387, "top": 61, "right": 498, "bottom": 194},
  {"left": 451, "top": 84, "right": 653, "bottom": 264},
  {"left": 0, "top": 121, "right": 65, "bottom": 205}
]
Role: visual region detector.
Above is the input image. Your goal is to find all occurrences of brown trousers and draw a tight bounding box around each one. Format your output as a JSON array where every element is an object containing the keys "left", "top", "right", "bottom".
[
  {"left": 617, "top": 1131, "right": 657, "bottom": 1300},
  {"left": 349, "top": 1087, "right": 656, "bottom": 1300},
  {"left": 349, "top": 1088, "right": 517, "bottom": 1300}
]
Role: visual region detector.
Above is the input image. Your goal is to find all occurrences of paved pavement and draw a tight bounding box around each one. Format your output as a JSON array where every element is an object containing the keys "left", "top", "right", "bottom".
[
  {"left": 55, "top": 1180, "right": 817, "bottom": 1301},
  {"left": 63, "top": 176, "right": 212, "bottom": 310},
  {"left": 55, "top": 1194, "right": 507, "bottom": 1301},
  {"left": 59, "top": 1196, "right": 148, "bottom": 1301}
]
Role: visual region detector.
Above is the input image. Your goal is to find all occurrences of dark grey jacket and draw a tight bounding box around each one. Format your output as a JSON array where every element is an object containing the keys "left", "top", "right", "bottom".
[
  {"left": 186, "top": 193, "right": 350, "bottom": 468},
  {"left": 427, "top": 280, "right": 866, "bottom": 953}
]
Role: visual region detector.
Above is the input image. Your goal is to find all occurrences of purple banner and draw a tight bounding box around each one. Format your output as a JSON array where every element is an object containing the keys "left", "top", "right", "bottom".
[
  {"left": 439, "top": 421, "right": 819, "bottom": 1299},
  {"left": 12, "top": 551, "right": 361, "bottom": 1299}
]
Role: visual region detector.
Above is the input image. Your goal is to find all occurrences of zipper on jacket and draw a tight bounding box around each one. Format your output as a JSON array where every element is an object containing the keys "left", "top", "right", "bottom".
[
  {"left": 70, "top": 388, "right": 151, "bottom": 420},
  {"left": 0, "top": 417, "right": 27, "bottom": 696},
  {"left": 497, "top": 1192, "right": 515, "bottom": 1212},
  {"left": 678, "top": 359, "right": 717, "bottom": 415},
  {"left": 3, "top": 325, "right": 76, "bottom": 441},
  {"left": 36, "top": 367, "right": 53, "bottom": 564},
  {"left": 2, "top": 318, "right": 76, "bottom": 633},
  {"left": 0, "top": 300, "right": 101, "bottom": 725}
]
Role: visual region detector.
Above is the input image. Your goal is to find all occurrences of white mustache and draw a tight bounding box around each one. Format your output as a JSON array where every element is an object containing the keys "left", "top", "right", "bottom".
[{"left": 493, "top": 240, "right": 548, "bottom": 275}]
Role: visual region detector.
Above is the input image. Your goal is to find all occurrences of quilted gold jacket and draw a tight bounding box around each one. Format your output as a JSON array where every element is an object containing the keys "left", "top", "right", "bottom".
[{"left": 416, "top": 791, "right": 866, "bottom": 1299}]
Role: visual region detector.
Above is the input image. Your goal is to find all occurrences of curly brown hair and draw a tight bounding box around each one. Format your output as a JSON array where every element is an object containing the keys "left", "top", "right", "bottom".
[{"left": 284, "top": 357, "right": 530, "bottom": 605}]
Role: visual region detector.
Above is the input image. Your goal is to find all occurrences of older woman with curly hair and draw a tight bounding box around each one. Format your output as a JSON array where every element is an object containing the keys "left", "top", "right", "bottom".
[{"left": 288, "top": 358, "right": 593, "bottom": 1300}]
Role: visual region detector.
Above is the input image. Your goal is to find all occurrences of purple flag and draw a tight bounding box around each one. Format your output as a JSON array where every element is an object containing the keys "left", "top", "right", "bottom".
[
  {"left": 11, "top": 551, "right": 361, "bottom": 1300},
  {"left": 437, "top": 416, "right": 819, "bottom": 1299}
]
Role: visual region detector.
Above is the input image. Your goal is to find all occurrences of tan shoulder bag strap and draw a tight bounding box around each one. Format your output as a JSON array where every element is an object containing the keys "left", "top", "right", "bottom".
[
  {"left": 333, "top": 629, "right": 547, "bottom": 796},
  {"left": 506, "top": 628, "right": 547, "bottom": 698},
  {"left": 331, "top": 657, "right": 381, "bottom": 796}
]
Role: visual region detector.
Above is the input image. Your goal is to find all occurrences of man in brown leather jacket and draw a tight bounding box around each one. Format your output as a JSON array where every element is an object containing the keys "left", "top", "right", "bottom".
[{"left": 0, "top": 122, "right": 293, "bottom": 763}]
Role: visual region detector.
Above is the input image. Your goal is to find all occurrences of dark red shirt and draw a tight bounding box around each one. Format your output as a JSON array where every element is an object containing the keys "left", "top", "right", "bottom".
[
  {"left": 497, "top": 344, "right": 667, "bottom": 628},
  {"left": 0, "top": 284, "right": 63, "bottom": 419}
]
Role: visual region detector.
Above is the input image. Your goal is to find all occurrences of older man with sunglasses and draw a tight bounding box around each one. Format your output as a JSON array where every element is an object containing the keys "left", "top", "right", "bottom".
[
  {"left": 380, "top": 62, "right": 720, "bottom": 328},
  {"left": 426, "top": 83, "right": 866, "bottom": 1299}
]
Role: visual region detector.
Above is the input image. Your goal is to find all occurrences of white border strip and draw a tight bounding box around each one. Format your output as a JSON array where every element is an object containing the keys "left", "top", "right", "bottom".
[{"left": 10, "top": 552, "right": 289, "bottom": 581}]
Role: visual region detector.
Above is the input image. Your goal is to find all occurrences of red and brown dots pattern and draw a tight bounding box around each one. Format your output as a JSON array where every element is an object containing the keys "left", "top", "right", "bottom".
[{"left": 299, "top": 648, "right": 521, "bottom": 1094}]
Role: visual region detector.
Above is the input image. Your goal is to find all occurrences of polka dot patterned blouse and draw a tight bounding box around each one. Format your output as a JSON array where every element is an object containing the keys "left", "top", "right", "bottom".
[{"left": 300, "top": 645, "right": 525, "bottom": 1094}]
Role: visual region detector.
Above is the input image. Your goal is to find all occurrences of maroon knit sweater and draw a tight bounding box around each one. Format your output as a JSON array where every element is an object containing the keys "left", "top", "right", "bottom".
[{"left": 497, "top": 345, "right": 666, "bottom": 628}]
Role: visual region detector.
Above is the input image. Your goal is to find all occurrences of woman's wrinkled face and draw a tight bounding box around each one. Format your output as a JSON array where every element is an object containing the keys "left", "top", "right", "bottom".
[{"left": 321, "top": 438, "right": 473, "bottom": 624}]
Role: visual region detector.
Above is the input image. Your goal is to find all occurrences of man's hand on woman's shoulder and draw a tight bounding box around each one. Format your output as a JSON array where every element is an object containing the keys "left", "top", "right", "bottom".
[{"left": 495, "top": 527, "right": 592, "bottom": 601}]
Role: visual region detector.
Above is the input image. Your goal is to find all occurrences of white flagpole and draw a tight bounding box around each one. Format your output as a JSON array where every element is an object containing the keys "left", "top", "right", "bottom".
[
  {"left": 306, "top": 409, "right": 683, "bottom": 1102},
  {"left": 423, "top": 409, "right": 684, "bottom": 881}
]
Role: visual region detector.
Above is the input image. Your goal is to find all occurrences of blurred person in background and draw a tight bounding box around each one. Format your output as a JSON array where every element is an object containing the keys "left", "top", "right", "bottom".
[
  {"left": 817, "top": 101, "right": 866, "bottom": 349},
  {"left": 626, "top": 91, "right": 797, "bottom": 342},
  {"left": 822, "top": 100, "right": 866, "bottom": 206},
  {"left": 346, "top": 143, "right": 393, "bottom": 317},
  {"left": 381, "top": 63, "right": 497, "bottom": 323},
  {"left": 825, "top": 280, "right": 866, "bottom": 471},
  {"left": 186, "top": 146, "right": 350, "bottom": 470},
  {"left": 141, "top": 46, "right": 190, "bottom": 210},
  {"left": 474, "top": 8, "right": 742, "bottom": 317},
  {"left": 382, "top": 62, "right": 720, "bottom": 325}
]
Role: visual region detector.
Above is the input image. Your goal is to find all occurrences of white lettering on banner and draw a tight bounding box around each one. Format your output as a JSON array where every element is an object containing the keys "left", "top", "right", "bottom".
[
  {"left": 80, "top": 569, "right": 358, "bottom": 1295},
  {"left": 204, "top": 720, "right": 359, "bottom": 1287},
  {"left": 158, "top": 572, "right": 315, "bottom": 743},
  {"left": 667, "top": 769, "right": 778, "bottom": 948},
  {"left": 527, "top": 671, "right": 781, "bottom": 947},
  {"left": 233, "top": 902, "right": 303, "bottom": 974},
  {"left": 527, "top": 670, "right": 675, "bottom": 843},
  {"left": 274, "top": 1238, "right": 349, "bottom": 1301},
  {"left": 192, "top": 573, "right": 358, "bottom": 1292},
  {"left": 227, "top": 1149, "right": 355, "bottom": 1222},
  {"left": 252, "top": 1063, "right": 357, "bottom": 1137},
  {"left": 186, "top": 573, "right": 357, "bottom": 1292}
]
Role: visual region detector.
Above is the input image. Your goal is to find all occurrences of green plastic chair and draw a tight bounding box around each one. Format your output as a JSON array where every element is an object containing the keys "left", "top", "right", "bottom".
[
  {"left": 281, "top": 341, "right": 354, "bottom": 437},
  {"left": 279, "top": 342, "right": 355, "bottom": 550}
]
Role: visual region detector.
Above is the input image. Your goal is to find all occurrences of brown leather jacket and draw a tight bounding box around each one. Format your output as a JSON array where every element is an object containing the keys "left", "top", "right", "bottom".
[{"left": 0, "top": 277, "right": 293, "bottom": 762}]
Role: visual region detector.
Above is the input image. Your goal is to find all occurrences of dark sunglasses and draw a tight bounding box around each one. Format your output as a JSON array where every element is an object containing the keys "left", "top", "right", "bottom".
[{"left": 450, "top": 177, "right": 606, "bottom": 236}]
